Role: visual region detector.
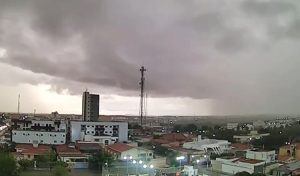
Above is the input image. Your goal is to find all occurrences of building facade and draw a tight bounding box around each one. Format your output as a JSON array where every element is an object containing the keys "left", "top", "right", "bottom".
[
  {"left": 246, "top": 149, "right": 276, "bottom": 163},
  {"left": 12, "top": 119, "right": 67, "bottom": 145},
  {"left": 82, "top": 91, "right": 99, "bottom": 121},
  {"left": 183, "top": 135, "right": 231, "bottom": 154},
  {"left": 70, "top": 121, "right": 128, "bottom": 145}
]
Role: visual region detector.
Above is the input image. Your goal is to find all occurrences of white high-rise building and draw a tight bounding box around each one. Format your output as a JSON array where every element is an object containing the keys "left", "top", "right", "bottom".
[{"left": 82, "top": 91, "right": 99, "bottom": 121}]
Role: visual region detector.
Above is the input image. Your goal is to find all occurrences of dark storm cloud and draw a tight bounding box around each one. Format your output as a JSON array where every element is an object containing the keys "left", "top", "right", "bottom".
[{"left": 1, "top": 0, "right": 300, "bottom": 114}]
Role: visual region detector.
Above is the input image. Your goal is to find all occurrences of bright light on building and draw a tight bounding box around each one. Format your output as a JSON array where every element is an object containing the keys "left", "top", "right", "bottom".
[{"left": 176, "top": 156, "right": 185, "bottom": 160}]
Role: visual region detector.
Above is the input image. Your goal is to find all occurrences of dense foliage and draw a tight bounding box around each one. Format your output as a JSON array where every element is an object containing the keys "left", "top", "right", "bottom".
[
  {"left": 0, "top": 152, "right": 19, "bottom": 176},
  {"left": 88, "top": 152, "right": 113, "bottom": 170}
]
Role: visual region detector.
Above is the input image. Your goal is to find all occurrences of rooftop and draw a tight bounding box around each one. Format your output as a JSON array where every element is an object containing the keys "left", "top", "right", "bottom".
[
  {"left": 236, "top": 158, "right": 264, "bottom": 164},
  {"left": 107, "top": 143, "right": 134, "bottom": 153},
  {"left": 55, "top": 145, "right": 82, "bottom": 156},
  {"left": 16, "top": 144, "right": 50, "bottom": 155}
]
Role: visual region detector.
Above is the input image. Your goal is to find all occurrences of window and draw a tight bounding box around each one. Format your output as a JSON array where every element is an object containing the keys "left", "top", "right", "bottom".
[
  {"left": 61, "top": 141, "right": 63, "bottom": 143},
  {"left": 54, "top": 140, "right": 57, "bottom": 143},
  {"left": 109, "top": 131, "right": 112, "bottom": 133},
  {"left": 36, "top": 134, "right": 38, "bottom": 136},
  {"left": 105, "top": 140, "right": 109, "bottom": 145},
  {"left": 41, "top": 134, "right": 43, "bottom": 136},
  {"left": 62, "top": 135, "right": 65, "bottom": 137},
  {"left": 14, "top": 133, "right": 16, "bottom": 135},
  {"left": 40, "top": 140, "right": 43, "bottom": 143},
  {"left": 95, "top": 139, "right": 99, "bottom": 142}
]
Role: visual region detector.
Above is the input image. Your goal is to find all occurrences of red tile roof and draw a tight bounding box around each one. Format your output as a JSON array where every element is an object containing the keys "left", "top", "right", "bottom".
[
  {"left": 76, "top": 143, "right": 102, "bottom": 151},
  {"left": 16, "top": 144, "right": 50, "bottom": 156},
  {"left": 236, "top": 158, "right": 263, "bottom": 164},
  {"left": 152, "top": 133, "right": 192, "bottom": 144},
  {"left": 107, "top": 143, "right": 134, "bottom": 153},
  {"left": 55, "top": 145, "right": 82, "bottom": 156}
]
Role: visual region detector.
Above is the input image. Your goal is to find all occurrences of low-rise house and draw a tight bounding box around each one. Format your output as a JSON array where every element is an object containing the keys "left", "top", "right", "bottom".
[
  {"left": 227, "top": 123, "right": 239, "bottom": 131},
  {"left": 231, "top": 143, "right": 252, "bottom": 157},
  {"left": 55, "top": 145, "right": 89, "bottom": 169},
  {"left": 183, "top": 135, "right": 231, "bottom": 155},
  {"left": 272, "top": 161, "right": 300, "bottom": 176},
  {"left": 233, "top": 131, "right": 270, "bottom": 143},
  {"left": 14, "top": 144, "right": 50, "bottom": 161},
  {"left": 278, "top": 143, "right": 300, "bottom": 162},
  {"left": 106, "top": 143, "right": 153, "bottom": 161},
  {"left": 152, "top": 133, "right": 192, "bottom": 146},
  {"left": 246, "top": 149, "right": 276, "bottom": 164},
  {"left": 75, "top": 142, "right": 102, "bottom": 154},
  {"left": 212, "top": 157, "right": 266, "bottom": 174}
]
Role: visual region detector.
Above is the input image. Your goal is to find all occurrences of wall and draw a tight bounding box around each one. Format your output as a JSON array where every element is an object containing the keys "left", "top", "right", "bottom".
[
  {"left": 222, "top": 162, "right": 254, "bottom": 174},
  {"left": 12, "top": 130, "right": 66, "bottom": 144},
  {"left": 121, "top": 148, "right": 153, "bottom": 161},
  {"left": 246, "top": 150, "right": 275, "bottom": 163}
]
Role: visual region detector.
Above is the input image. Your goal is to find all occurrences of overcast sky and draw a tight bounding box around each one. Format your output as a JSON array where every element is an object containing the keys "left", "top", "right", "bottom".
[{"left": 0, "top": 0, "right": 300, "bottom": 116}]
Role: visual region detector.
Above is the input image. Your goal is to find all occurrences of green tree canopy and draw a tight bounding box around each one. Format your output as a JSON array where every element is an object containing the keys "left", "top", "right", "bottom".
[
  {"left": 0, "top": 152, "right": 18, "bottom": 176},
  {"left": 52, "top": 165, "right": 69, "bottom": 176}
]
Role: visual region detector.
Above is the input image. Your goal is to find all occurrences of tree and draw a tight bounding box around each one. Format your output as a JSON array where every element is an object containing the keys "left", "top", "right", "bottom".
[
  {"left": 18, "top": 159, "right": 33, "bottom": 170},
  {"left": 184, "top": 124, "right": 198, "bottom": 132},
  {"left": 88, "top": 152, "right": 113, "bottom": 170},
  {"left": 0, "top": 152, "right": 18, "bottom": 176},
  {"left": 52, "top": 165, "right": 69, "bottom": 176}
]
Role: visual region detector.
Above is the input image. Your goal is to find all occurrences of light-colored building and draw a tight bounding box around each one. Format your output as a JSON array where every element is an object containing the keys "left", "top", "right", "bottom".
[
  {"left": 227, "top": 123, "right": 239, "bottom": 131},
  {"left": 70, "top": 121, "right": 128, "bottom": 145},
  {"left": 212, "top": 157, "right": 265, "bottom": 175},
  {"left": 246, "top": 149, "right": 276, "bottom": 163},
  {"left": 233, "top": 131, "right": 270, "bottom": 143},
  {"left": 183, "top": 135, "right": 231, "bottom": 154},
  {"left": 253, "top": 120, "right": 265, "bottom": 129},
  {"left": 82, "top": 91, "right": 99, "bottom": 122},
  {"left": 106, "top": 143, "right": 153, "bottom": 161},
  {"left": 12, "top": 119, "right": 67, "bottom": 145}
]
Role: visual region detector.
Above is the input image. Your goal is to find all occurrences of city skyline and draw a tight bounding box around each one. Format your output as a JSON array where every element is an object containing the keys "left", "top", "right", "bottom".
[{"left": 1, "top": 0, "right": 300, "bottom": 115}]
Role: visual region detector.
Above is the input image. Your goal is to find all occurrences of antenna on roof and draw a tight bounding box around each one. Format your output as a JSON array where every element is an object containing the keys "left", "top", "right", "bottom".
[{"left": 139, "top": 66, "right": 146, "bottom": 127}]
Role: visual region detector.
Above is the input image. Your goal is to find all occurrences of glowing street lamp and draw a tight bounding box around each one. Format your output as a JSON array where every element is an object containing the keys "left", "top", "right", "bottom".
[{"left": 176, "top": 156, "right": 185, "bottom": 170}]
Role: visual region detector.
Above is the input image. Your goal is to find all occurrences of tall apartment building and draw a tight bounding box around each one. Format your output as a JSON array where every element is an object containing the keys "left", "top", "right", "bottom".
[
  {"left": 11, "top": 118, "right": 67, "bottom": 145},
  {"left": 82, "top": 91, "right": 99, "bottom": 121}
]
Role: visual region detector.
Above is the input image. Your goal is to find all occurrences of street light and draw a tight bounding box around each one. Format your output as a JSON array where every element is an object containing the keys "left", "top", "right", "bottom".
[
  {"left": 124, "top": 156, "right": 132, "bottom": 175},
  {"left": 176, "top": 156, "right": 185, "bottom": 171}
]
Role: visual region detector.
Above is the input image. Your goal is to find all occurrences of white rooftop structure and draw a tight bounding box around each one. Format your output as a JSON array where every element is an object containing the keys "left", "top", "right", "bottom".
[{"left": 183, "top": 135, "right": 231, "bottom": 155}]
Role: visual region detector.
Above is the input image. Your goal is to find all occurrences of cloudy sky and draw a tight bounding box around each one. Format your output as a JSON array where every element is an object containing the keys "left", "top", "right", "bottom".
[{"left": 0, "top": 0, "right": 300, "bottom": 116}]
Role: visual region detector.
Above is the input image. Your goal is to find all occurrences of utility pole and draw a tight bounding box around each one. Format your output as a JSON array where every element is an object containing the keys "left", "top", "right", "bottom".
[{"left": 139, "top": 66, "right": 146, "bottom": 127}]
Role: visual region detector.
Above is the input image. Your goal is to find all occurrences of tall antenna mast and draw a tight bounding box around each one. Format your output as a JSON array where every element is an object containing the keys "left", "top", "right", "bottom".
[
  {"left": 17, "top": 94, "right": 20, "bottom": 114},
  {"left": 139, "top": 66, "right": 146, "bottom": 126}
]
